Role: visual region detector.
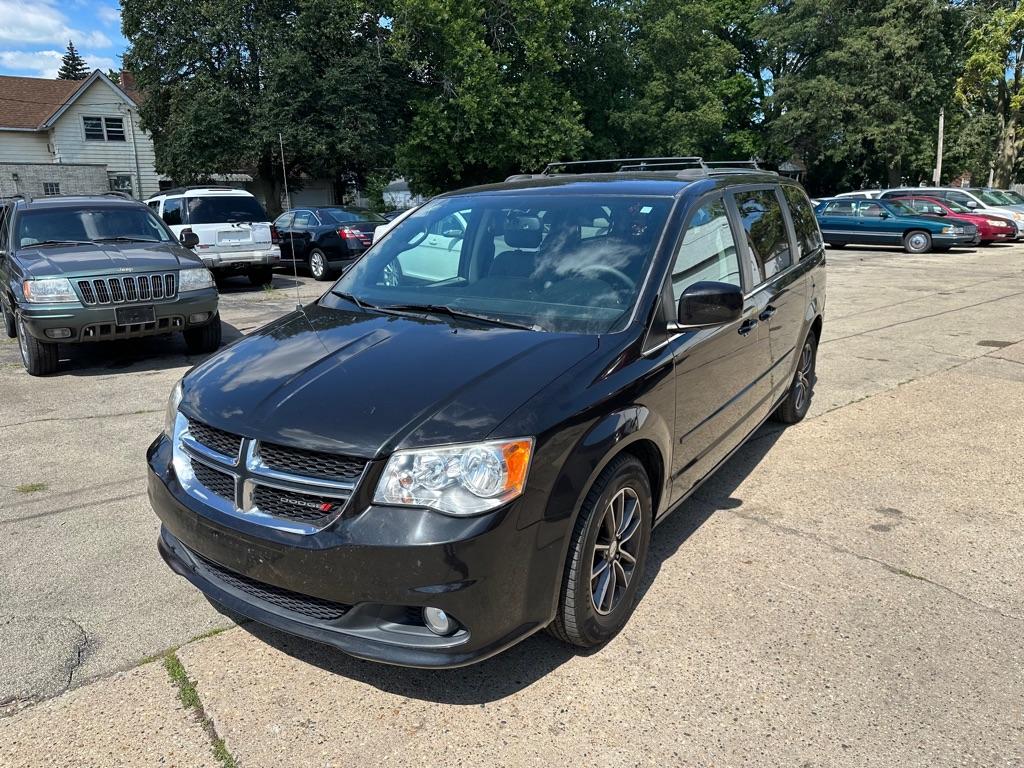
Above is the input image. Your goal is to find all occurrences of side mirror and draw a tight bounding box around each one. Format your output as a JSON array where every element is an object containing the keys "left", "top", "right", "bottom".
[
  {"left": 966, "top": 200, "right": 978, "bottom": 209},
  {"left": 180, "top": 229, "right": 200, "bottom": 249},
  {"left": 672, "top": 281, "right": 744, "bottom": 330},
  {"left": 878, "top": 211, "right": 890, "bottom": 218}
]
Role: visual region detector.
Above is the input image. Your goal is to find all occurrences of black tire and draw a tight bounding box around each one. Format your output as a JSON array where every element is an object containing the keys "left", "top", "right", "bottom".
[
  {"left": 549, "top": 454, "right": 652, "bottom": 648},
  {"left": 827, "top": 242, "right": 846, "bottom": 249},
  {"left": 183, "top": 314, "right": 223, "bottom": 354},
  {"left": 903, "top": 230, "right": 932, "bottom": 254},
  {"left": 15, "top": 312, "right": 58, "bottom": 376},
  {"left": 308, "top": 248, "right": 332, "bottom": 281},
  {"left": 772, "top": 328, "right": 818, "bottom": 424},
  {"left": 2, "top": 298, "right": 15, "bottom": 339},
  {"left": 248, "top": 266, "right": 274, "bottom": 287}
]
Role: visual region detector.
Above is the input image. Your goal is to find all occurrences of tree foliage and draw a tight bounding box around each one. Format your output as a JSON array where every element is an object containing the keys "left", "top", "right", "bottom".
[{"left": 57, "top": 41, "right": 90, "bottom": 80}]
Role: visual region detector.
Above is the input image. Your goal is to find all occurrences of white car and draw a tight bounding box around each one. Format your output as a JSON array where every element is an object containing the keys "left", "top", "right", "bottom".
[
  {"left": 832, "top": 190, "right": 882, "bottom": 199},
  {"left": 146, "top": 187, "right": 281, "bottom": 285}
]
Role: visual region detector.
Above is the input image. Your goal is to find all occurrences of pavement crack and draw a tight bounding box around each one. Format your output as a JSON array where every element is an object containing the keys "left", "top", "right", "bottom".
[
  {"left": 725, "top": 508, "right": 1024, "bottom": 623},
  {"left": 0, "top": 408, "right": 162, "bottom": 430},
  {"left": 164, "top": 652, "right": 238, "bottom": 768}
]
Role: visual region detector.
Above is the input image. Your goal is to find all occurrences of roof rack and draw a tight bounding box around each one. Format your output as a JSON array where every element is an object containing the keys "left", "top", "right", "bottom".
[
  {"left": 156, "top": 185, "right": 240, "bottom": 197},
  {"left": 541, "top": 156, "right": 772, "bottom": 177},
  {"left": 1, "top": 192, "right": 32, "bottom": 204},
  {"left": 103, "top": 190, "right": 133, "bottom": 200}
]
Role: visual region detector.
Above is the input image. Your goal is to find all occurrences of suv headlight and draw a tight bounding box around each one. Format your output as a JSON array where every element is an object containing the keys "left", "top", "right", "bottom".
[
  {"left": 22, "top": 278, "right": 78, "bottom": 303},
  {"left": 178, "top": 267, "right": 215, "bottom": 292},
  {"left": 164, "top": 380, "right": 183, "bottom": 436},
  {"left": 374, "top": 438, "right": 534, "bottom": 516}
]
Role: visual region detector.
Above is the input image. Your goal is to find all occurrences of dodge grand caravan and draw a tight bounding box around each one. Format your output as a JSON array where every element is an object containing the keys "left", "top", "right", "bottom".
[{"left": 148, "top": 158, "right": 826, "bottom": 667}]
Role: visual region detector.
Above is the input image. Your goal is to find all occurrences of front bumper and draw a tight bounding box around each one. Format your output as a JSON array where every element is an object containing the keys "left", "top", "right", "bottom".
[
  {"left": 18, "top": 288, "right": 219, "bottom": 343},
  {"left": 147, "top": 434, "right": 558, "bottom": 667},
  {"left": 198, "top": 247, "right": 281, "bottom": 269}
]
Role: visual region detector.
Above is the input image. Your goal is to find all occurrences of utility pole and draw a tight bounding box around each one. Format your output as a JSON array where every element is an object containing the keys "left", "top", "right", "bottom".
[{"left": 933, "top": 107, "right": 944, "bottom": 185}]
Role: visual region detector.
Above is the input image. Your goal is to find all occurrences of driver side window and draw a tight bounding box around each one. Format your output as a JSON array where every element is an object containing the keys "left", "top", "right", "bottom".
[{"left": 671, "top": 197, "right": 741, "bottom": 302}]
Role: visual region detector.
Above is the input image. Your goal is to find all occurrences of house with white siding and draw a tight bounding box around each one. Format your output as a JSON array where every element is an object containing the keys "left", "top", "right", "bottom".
[{"left": 0, "top": 70, "right": 161, "bottom": 200}]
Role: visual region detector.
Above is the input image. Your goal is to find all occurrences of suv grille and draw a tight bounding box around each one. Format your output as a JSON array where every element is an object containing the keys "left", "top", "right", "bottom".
[
  {"left": 259, "top": 442, "right": 367, "bottom": 483},
  {"left": 188, "top": 420, "right": 243, "bottom": 460},
  {"left": 192, "top": 462, "right": 236, "bottom": 502},
  {"left": 252, "top": 485, "right": 344, "bottom": 526},
  {"left": 194, "top": 553, "right": 350, "bottom": 622},
  {"left": 78, "top": 273, "right": 176, "bottom": 306}
]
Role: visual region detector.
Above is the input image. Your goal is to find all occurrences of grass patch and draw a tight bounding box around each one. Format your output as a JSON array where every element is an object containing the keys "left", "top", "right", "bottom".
[
  {"left": 162, "top": 651, "right": 238, "bottom": 768},
  {"left": 16, "top": 482, "right": 47, "bottom": 493},
  {"left": 261, "top": 282, "right": 276, "bottom": 295}
]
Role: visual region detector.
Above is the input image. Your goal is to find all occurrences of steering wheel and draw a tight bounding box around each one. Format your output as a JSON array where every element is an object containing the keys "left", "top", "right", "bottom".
[{"left": 577, "top": 264, "right": 635, "bottom": 291}]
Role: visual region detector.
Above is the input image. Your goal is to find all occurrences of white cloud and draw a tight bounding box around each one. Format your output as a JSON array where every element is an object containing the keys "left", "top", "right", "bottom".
[
  {"left": 0, "top": 49, "right": 117, "bottom": 78},
  {"left": 0, "top": 1, "right": 111, "bottom": 48},
  {"left": 97, "top": 6, "right": 120, "bottom": 27}
]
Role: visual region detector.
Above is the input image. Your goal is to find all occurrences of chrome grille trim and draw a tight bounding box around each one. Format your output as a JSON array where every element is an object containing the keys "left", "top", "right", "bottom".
[
  {"left": 172, "top": 413, "right": 367, "bottom": 535},
  {"left": 77, "top": 272, "right": 178, "bottom": 306}
]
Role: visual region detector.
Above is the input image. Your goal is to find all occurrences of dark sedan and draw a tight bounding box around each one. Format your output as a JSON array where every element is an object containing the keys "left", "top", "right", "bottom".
[{"left": 275, "top": 207, "right": 387, "bottom": 280}]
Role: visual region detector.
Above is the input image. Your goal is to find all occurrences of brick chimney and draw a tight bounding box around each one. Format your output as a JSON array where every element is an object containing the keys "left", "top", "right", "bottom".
[{"left": 118, "top": 71, "right": 137, "bottom": 92}]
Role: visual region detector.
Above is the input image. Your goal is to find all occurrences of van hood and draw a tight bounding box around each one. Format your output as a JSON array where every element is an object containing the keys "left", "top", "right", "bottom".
[
  {"left": 16, "top": 241, "right": 203, "bottom": 278},
  {"left": 181, "top": 303, "right": 600, "bottom": 457}
]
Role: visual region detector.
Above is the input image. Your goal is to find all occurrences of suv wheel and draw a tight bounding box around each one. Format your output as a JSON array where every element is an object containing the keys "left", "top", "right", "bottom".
[
  {"left": 309, "top": 249, "right": 331, "bottom": 281},
  {"left": 772, "top": 329, "right": 818, "bottom": 424},
  {"left": 183, "top": 314, "right": 223, "bottom": 354},
  {"left": 248, "top": 266, "right": 274, "bottom": 287},
  {"left": 2, "top": 299, "right": 15, "bottom": 339},
  {"left": 549, "top": 454, "right": 652, "bottom": 648},
  {"left": 16, "top": 312, "right": 59, "bottom": 376},
  {"left": 903, "top": 230, "right": 932, "bottom": 254}
]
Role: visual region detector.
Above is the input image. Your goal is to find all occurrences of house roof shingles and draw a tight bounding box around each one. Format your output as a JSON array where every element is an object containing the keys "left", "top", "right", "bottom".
[{"left": 0, "top": 75, "right": 82, "bottom": 129}]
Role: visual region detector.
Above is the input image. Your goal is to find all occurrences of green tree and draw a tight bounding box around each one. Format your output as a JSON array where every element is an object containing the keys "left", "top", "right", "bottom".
[
  {"left": 390, "top": 0, "right": 588, "bottom": 193},
  {"left": 122, "top": 0, "right": 409, "bottom": 214},
  {"left": 57, "top": 40, "right": 90, "bottom": 80}
]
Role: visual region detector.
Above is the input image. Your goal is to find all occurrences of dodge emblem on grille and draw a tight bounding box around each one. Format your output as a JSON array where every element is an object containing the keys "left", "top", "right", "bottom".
[{"left": 284, "top": 496, "right": 334, "bottom": 512}]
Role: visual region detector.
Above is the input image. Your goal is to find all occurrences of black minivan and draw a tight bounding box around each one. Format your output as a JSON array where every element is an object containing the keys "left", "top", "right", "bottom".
[{"left": 148, "top": 159, "right": 826, "bottom": 667}]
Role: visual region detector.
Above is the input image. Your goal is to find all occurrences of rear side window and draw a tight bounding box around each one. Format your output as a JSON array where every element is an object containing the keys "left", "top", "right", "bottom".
[
  {"left": 185, "top": 195, "right": 269, "bottom": 224},
  {"left": 944, "top": 190, "right": 975, "bottom": 207},
  {"left": 671, "top": 196, "right": 741, "bottom": 301},
  {"left": 781, "top": 186, "right": 822, "bottom": 259},
  {"left": 162, "top": 198, "right": 183, "bottom": 226},
  {"left": 858, "top": 201, "right": 884, "bottom": 217},
  {"left": 822, "top": 201, "right": 856, "bottom": 216},
  {"left": 293, "top": 211, "right": 312, "bottom": 227},
  {"left": 734, "top": 189, "right": 793, "bottom": 284}
]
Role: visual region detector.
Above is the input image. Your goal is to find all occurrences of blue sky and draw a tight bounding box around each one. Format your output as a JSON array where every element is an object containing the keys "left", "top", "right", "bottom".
[{"left": 0, "top": 0, "right": 126, "bottom": 78}]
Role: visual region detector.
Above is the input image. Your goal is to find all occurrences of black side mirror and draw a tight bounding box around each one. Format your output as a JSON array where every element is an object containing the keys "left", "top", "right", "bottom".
[
  {"left": 180, "top": 229, "right": 200, "bottom": 249},
  {"left": 673, "top": 281, "right": 744, "bottom": 329},
  {"left": 878, "top": 211, "right": 890, "bottom": 218}
]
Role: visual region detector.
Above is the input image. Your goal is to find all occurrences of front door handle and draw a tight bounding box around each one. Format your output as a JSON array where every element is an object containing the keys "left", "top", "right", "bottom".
[
  {"left": 759, "top": 305, "right": 777, "bottom": 321},
  {"left": 738, "top": 318, "right": 758, "bottom": 336}
]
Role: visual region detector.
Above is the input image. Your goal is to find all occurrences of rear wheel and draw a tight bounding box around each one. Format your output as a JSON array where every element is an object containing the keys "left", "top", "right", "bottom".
[
  {"left": 903, "top": 230, "right": 932, "bottom": 254},
  {"left": 309, "top": 249, "right": 332, "bottom": 281},
  {"left": 772, "top": 329, "right": 818, "bottom": 424},
  {"left": 183, "top": 314, "right": 222, "bottom": 354},
  {"left": 247, "top": 266, "right": 274, "bottom": 286},
  {"left": 16, "top": 312, "right": 58, "bottom": 376},
  {"left": 549, "top": 454, "right": 652, "bottom": 648}
]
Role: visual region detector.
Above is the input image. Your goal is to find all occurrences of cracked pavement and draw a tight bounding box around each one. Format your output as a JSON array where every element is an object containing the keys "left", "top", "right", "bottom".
[{"left": 1, "top": 247, "right": 1023, "bottom": 766}]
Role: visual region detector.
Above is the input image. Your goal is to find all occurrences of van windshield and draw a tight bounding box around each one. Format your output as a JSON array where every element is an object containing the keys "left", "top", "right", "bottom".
[
  {"left": 325, "top": 194, "right": 673, "bottom": 334},
  {"left": 185, "top": 196, "right": 269, "bottom": 224},
  {"left": 15, "top": 206, "right": 173, "bottom": 248}
]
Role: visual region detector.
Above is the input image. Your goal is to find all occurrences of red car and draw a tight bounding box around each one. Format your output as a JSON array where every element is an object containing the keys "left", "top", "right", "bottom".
[{"left": 893, "top": 195, "right": 1017, "bottom": 244}]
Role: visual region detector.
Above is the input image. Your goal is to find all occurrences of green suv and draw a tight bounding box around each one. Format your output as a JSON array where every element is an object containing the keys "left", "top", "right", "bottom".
[{"left": 0, "top": 193, "right": 221, "bottom": 375}]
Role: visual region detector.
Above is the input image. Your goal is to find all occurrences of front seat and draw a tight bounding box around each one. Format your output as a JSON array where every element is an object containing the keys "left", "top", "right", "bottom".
[{"left": 490, "top": 213, "right": 543, "bottom": 277}]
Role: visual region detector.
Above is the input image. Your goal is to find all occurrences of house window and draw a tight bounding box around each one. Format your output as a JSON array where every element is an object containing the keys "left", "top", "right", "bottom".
[
  {"left": 83, "top": 116, "right": 127, "bottom": 142},
  {"left": 43, "top": 182, "right": 60, "bottom": 196},
  {"left": 108, "top": 174, "right": 134, "bottom": 198}
]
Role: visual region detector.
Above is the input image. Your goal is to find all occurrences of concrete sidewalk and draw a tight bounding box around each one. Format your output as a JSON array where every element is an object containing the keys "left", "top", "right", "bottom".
[{"left": 2, "top": 247, "right": 1024, "bottom": 766}]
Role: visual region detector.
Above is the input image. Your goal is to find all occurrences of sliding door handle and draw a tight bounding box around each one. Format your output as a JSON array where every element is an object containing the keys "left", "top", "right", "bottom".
[
  {"left": 759, "top": 305, "right": 777, "bottom": 321},
  {"left": 738, "top": 319, "right": 758, "bottom": 336}
]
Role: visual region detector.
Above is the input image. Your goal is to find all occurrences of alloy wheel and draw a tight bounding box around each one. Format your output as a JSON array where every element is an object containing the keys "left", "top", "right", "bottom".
[
  {"left": 793, "top": 340, "right": 813, "bottom": 412},
  {"left": 591, "top": 487, "right": 642, "bottom": 615},
  {"left": 908, "top": 233, "right": 928, "bottom": 251},
  {"left": 16, "top": 315, "right": 29, "bottom": 364},
  {"left": 310, "top": 251, "right": 325, "bottom": 278},
  {"left": 382, "top": 261, "right": 400, "bottom": 287}
]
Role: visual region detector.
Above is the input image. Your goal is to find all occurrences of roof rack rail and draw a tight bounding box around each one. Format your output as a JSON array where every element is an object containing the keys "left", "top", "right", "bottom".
[
  {"left": 103, "top": 190, "right": 133, "bottom": 200},
  {"left": 156, "top": 185, "right": 240, "bottom": 197},
  {"left": 542, "top": 156, "right": 773, "bottom": 177},
  {"left": 1, "top": 192, "right": 32, "bottom": 204}
]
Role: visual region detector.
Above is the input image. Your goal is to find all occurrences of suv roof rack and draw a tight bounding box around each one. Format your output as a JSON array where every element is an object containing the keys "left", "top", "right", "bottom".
[
  {"left": 157, "top": 185, "right": 241, "bottom": 197},
  {"left": 540, "top": 156, "right": 774, "bottom": 177},
  {"left": 103, "top": 190, "right": 133, "bottom": 200}
]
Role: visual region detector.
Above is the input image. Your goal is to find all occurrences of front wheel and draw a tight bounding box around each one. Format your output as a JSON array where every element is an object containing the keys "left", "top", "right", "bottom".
[
  {"left": 903, "top": 230, "right": 932, "bottom": 254},
  {"left": 772, "top": 329, "right": 818, "bottom": 424},
  {"left": 183, "top": 315, "right": 222, "bottom": 354},
  {"left": 549, "top": 454, "right": 652, "bottom": 648},
  {"left": 16, "top": 312, "right": 58, "bottom": 376},
  {"left": 308, "top": 249, "right": 332, "bottom": 281}
]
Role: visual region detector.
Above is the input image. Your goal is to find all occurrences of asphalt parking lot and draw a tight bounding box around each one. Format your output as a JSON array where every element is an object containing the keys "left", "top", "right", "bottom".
[{"left": 2, "top": 245, "right": 1023, "bottom": 767}]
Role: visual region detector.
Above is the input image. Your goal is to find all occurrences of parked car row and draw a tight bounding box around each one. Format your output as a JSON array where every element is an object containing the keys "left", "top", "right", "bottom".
[{"left": 815, "top": 186, "right": 1024, "bottom": 252}]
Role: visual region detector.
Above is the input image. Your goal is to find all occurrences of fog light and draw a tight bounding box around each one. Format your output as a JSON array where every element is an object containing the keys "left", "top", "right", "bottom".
[
  {"left": 189, "top": 312, "right": 209, "bottom": 324},
  {"left": 423, "top": 607, "right": 456, "bottom": 636},
  {"left": 45, "top": 328, "right": 72, "bottom": 339}
]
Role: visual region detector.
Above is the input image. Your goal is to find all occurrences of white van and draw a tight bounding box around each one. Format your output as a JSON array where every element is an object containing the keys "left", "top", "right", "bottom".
[{"left": 146, "top": 187, "right": 280, "bottom": 285}]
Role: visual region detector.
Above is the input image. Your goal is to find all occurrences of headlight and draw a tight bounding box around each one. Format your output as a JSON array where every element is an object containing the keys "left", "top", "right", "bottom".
[
  {"left": 941, "top": 226, "right": 953, "bottom": 234},
  {"left": 986, "top": 218, "right": 1007, "bottom": 226},
  {"left": 22, "top": 277, "right": 78, "bottom": 303},
  {"left": 178, "top": 267, "right": 215, "bottom": 292},
  {"left": 374, "top": 438, "right": 534, "bottom": 516},
  {"left": 164, "top": 380, "right": 183, "bottom": 436},
  {"left": 1012, "top": 212, "right": 1024, "bottom": 221}
]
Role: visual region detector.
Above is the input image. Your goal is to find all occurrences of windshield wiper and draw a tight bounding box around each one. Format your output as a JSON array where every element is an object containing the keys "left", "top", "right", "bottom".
[
  {"left": 329, "top": 289, "right": 376, "bottom": 311},
  {"left": 93, "top": 236, "right": 159, "bottom": 243},
  {"left": 381, "top": 303, "right": 538, "bottom": 331},
  {"left": 23, "top": 240, "right": 92, "bottom": 248}
]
